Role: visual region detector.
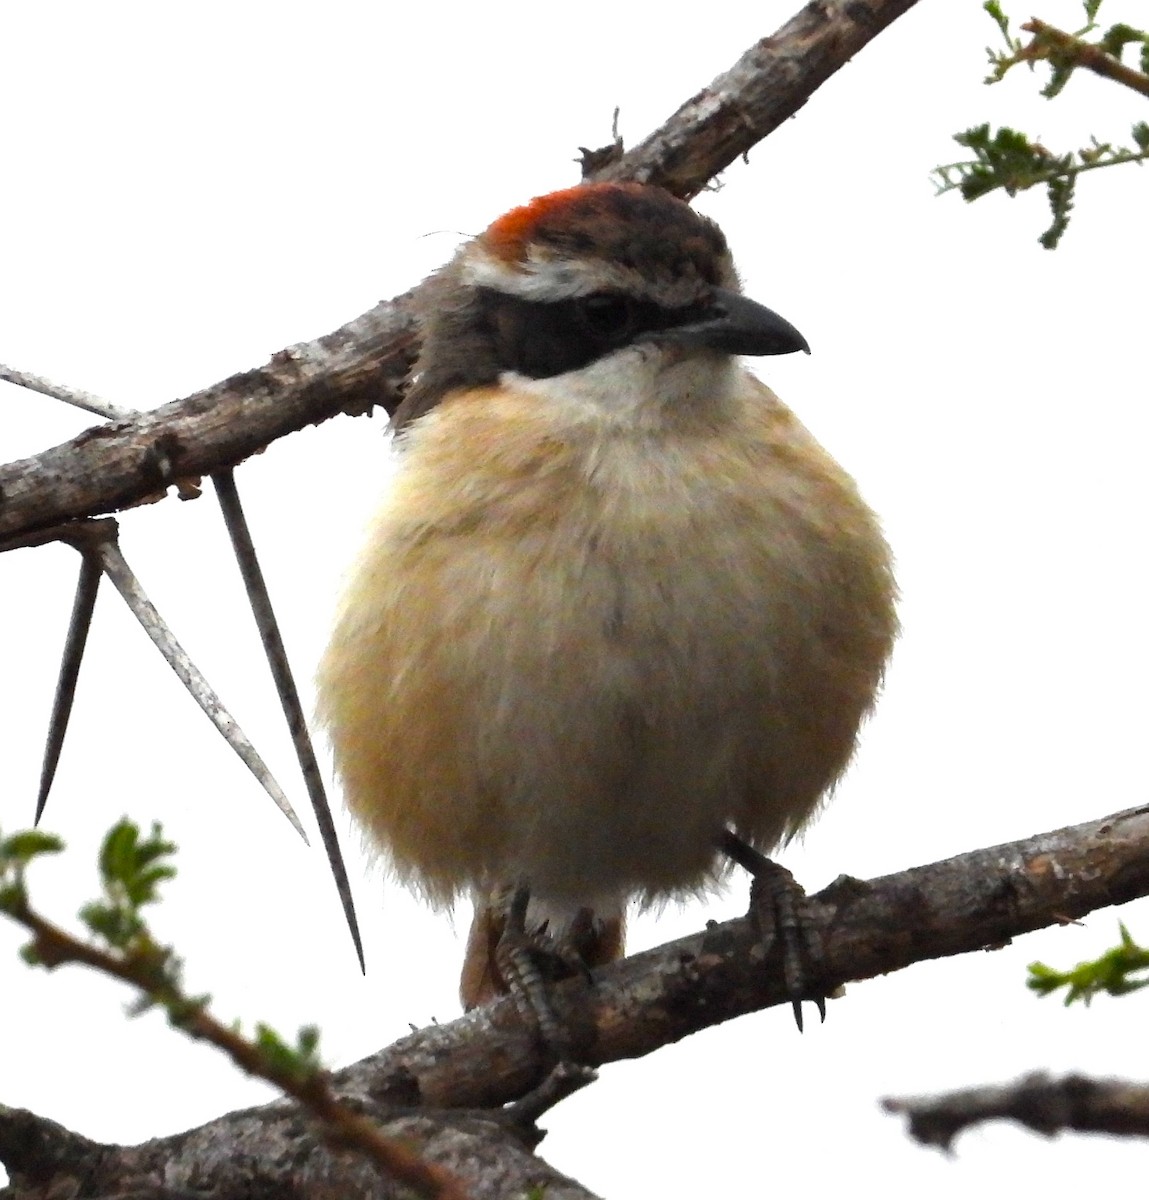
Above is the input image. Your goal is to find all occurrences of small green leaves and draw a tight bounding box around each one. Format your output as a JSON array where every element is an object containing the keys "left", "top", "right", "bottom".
[
  {"left": 1041, "top": 174, "right": 1076, "bottom": 250},
  {"left": 1099, "top": 23, "right": 1148, "bottom": 62},
  {"left": 935, "top": 123, "right": 1147, "bottom": 248},
  {"left": 254, "top": 1023, "right": 324, "bottom": 1085},
  {"left": 939, "top": 2, "right": 1149, "bottom": 247},
  {"left": 940, "top": 124, "right": 1065, "bottom": 200},
  {"left": 0, "top": 828, "right": 63, "bottom": 916},
  {"left": 984, "top": 1, "right": 1010, "bottom": 42},
  {"left": 0, "top": 829, "right": 64, "bottom": 868},
  {"left": 0, "top": 822, "right": 440, "bottom": 1190},
  {"left": 99, "top": 819, "right": 177, "bottom": 910},
  {"left": 1028, "top": 924, "right": 1149, "bottom": 1005},
  {"left": 983, "top": 1, "right": 1023, "bottom": 83},
  {"left": 81, "top": 820, "right": 177, "bottom": 964}
]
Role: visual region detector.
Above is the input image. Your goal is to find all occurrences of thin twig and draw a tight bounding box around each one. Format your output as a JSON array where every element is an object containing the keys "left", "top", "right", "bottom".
[
  {"left": 503, "top": 1061, "right": 599, "bottom": 1130},
  {"left": 1, "top": 364, "right": 139, "bottom": 422},
  {"left": 1021, "top": 19, "right": 1149, "bottom": 99},
  {"left": 1, "top": 890, "right": 467, "bottom": 1200},
  {"left": 35, "top": 550, "right": 102, "bottom": 823},
  {"left": 212, "top": 470, "right": 364, "bottom": 970},
  {"left": 84, "top": 526, "right": 307, "bottom": 841}
]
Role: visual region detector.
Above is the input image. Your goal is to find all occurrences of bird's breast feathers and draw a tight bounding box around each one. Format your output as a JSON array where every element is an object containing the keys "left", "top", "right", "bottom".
[{"left": 317, "top": 364, "right": 896, "bottom": 906}]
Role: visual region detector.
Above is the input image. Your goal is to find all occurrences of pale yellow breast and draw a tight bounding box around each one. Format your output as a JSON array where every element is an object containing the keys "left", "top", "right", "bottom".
[{"left": 316, "top": 371, "right": 897, "bottom": 909}]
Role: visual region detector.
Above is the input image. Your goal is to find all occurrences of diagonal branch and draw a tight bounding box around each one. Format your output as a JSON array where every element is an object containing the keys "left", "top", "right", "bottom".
[
  {"left": 340, "top": 805, "right": 1149, "bottom": 1110},
  {"left": 597, "top": 0, "right": 922, "bottom": 197},
  {"left": 0, "top": 0, "right": 922, "bottom": 546}
]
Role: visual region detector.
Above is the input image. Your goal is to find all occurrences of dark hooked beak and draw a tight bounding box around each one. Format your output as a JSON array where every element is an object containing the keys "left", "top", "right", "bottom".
[{"left": 654, "top": 287, "right": 810, "bottom": 357}]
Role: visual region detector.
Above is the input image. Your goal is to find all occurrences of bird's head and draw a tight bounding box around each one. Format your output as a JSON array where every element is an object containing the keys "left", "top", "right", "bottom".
[{"left": 396, "top": 183, "right": 808, "bottom": 429}]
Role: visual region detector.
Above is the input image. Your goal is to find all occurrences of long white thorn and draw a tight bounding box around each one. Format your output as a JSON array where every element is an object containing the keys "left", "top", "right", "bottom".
[
  {"left": 1, "top": 363, "right": 139, "bottom": 422},
  {"left": 93, "top": 532, "right": 308, "bottom": 841}
]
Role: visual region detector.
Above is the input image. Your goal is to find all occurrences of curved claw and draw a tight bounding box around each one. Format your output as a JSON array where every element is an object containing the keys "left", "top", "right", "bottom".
[
  {"left": 495, "top": 885, "right": 576, "bottom": 1062},
  {"left": 718, "top": 829, "right": 828, "bottom": 1030}
]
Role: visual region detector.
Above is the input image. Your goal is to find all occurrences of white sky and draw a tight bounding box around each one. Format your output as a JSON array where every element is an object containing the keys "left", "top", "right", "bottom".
[{"left": 3, "top": 2, "right": 1147, "bottom": 1196}]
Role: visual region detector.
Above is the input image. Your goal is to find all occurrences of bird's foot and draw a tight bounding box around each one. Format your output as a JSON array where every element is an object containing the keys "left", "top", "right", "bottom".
[
  {"left": 718, "top": 830, "right": 827, "bottom": 1031},
  {"left": 494, "top": 886, "right": 590, "bottom": 1063}
]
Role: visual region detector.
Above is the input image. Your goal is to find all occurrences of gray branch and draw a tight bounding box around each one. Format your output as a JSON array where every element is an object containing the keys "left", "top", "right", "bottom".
[
  {"left": 0, "top": 0, "right": 922, "bottom": 548},
  {"left": 4, "top": 806, "right": 1148, "bottom": 1198},
  {"left": 884, "top": 1071, "right": 1149, "bottom": 1150}
]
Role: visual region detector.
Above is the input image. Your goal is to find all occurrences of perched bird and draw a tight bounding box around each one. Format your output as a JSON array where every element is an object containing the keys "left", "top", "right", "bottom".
[{"left": 317, "top": 182, "right": 897, "bottom": 1028}]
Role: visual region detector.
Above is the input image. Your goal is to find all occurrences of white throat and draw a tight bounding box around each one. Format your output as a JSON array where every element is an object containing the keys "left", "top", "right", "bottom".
[{"left": 504, "top": 345, "right": 740, "bottom": 433}]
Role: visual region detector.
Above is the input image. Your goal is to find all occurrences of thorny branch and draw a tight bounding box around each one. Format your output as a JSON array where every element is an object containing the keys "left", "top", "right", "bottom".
[
  {"left": 0, "top": 854, "right": 467, "bottom": 1200},
  {"left": 2, "top": 0, "right": 924, "bottom": 991},
  {"left": 3, "top": 806, "right": 1149, "bottom": 1198},
  {"left": 0, "top": 0, "right": 921, "bottom": 546}
]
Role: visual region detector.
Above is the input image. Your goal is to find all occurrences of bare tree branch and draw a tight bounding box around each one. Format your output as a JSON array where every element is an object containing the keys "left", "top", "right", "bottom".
[
  {"left": 4, "top": 806, "right": 1147, "bottom": 1198},
  {"left": 883, "top": 1072, "right": 1149, "bottom": 1150},
  {"left": 0, "top": 0, "right": 921, "bottom": 546},
  {"left": 0, "top": 1100, "right": 597, "bottom": 1200},
  {"left": 598, "top": 0, "right": 923, "bottom": 197},
  {"left": 341, "top": 805, "right": 1149, "bottom": 1109}
]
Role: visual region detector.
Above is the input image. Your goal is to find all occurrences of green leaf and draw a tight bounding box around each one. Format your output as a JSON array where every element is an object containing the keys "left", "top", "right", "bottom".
[
  {"left": 95, "top": 820, "right": 176, "bottom": 918},
  {"left": 1098, "top": 23, "right": 1147, "bottom": 61},
  {"left": 1042, "top": 60, "right": 1075, "bottom": 100},
  {"left": 81, "top": 899, "right": 143, "bottom": 947},
  {"left": 0, "top": 830, "right": 64, "bottom": 868},
  {"left": 19, "top": 943, "right": 44, "bottom": 967},
  {"left": 251, "top": 1022, "right": 324, "bottom": 1082},
  {"left": 99, "top": 820, "right": 139, "bottom": 884},
  {"left": 1041, "top": 173, "right": 1076, "bottom": 249},
  {"left": 985, "top": 0, "right": 1010, "bottom": 41},
  {"left": 1029, "top": 925, "right": 1149, "bottom": 1003},
  {"left": 0, "top": 881, "right": 27, "bottom": 914}
]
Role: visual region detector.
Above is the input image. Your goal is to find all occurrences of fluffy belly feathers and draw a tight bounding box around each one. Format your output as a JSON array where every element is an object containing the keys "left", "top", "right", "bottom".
[{"left": 316, "top": 379, "right": 896, "bottom": 909}]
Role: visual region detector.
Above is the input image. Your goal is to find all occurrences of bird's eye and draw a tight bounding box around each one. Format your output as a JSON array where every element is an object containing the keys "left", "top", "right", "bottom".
[{"left": 577, "top": 294, "right": 636, "bottom": 341}]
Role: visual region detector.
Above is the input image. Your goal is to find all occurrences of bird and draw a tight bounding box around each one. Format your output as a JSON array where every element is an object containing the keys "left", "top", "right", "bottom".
[{"left": 316, "top": 181, "right": 897, "bottom": 1035}]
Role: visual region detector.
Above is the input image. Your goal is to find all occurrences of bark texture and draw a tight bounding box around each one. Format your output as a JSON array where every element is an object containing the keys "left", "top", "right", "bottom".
[
  {"left": 0, "top": 0, "right": 922, "bottom": 548},
  {"left": 4, "top": 806, "right": 1149, "bottom": 1199}
]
